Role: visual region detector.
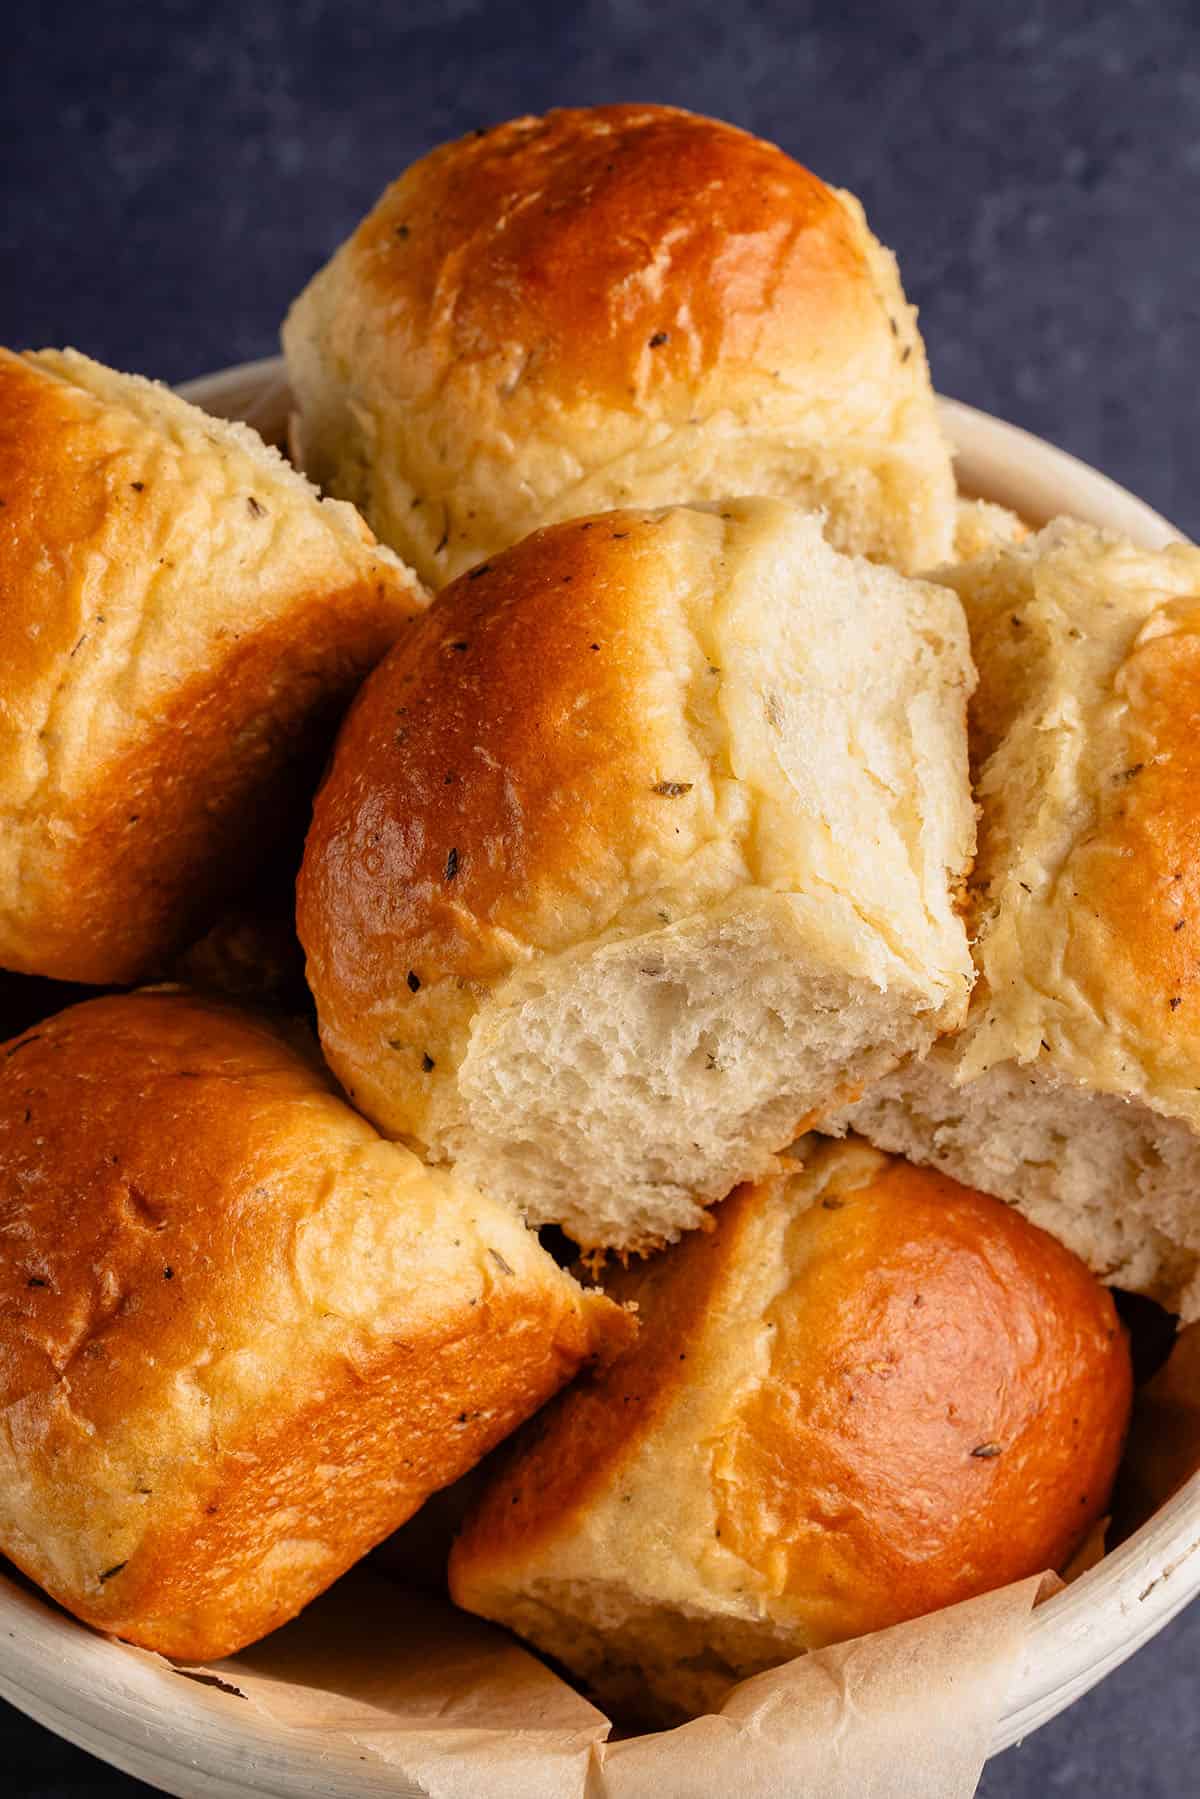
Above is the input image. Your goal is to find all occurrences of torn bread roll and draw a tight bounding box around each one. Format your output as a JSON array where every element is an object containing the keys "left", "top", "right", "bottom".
[
  {"left": 0, "top": 990, "right": 628, "bottom": 1660},
  {"left": 835, "top": 521, "right": 1200, "bottom": 1319},
  {"left": 450, "top": 1137, "right": 1132, "bottom": 1726},
  {"left": 283, "top": 104, "right": 956, "bottom": 584},
  {"left": 0, "top": 347, "right": 426, "bottom": 985},
  {"left": 297, "top": 499, "right": 977, "bottom": 1253}
]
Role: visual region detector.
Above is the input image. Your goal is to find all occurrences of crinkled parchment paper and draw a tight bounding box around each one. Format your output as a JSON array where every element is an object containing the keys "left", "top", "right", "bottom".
[
  {"left": 11, "top": 1330, "right": 1198, "bottom": 1797},
  {"left": 170, "top": 1570, "right": 1049, "bottom": 1799}
]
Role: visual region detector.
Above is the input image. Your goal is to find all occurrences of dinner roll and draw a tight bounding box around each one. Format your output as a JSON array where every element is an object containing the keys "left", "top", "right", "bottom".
[
  {"left": 836, "top": 521, "right": 1200, "bottom": 1319},
  {"left": 283, "top": 104, "right": 955, "bottom": 585},
  {"left": 0, "top": 347, "right": 426, "bottom": 985},
  {"left": 0, "top": 990, "right": 628, "bottom": 1660},
  {"left": 297, "top": 500, "right": 976, "bottom": 1253},
  {"left": 449, "top": 1138, "right": 1132, "bottom": 1726}
]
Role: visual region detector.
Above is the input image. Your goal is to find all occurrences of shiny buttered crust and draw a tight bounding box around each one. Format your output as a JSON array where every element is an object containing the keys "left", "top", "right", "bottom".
[
  {"left": 0, "top": 347, "right": 427, "bottom": 984},
  {"left": 840, "top": 521, "right": 1200, "bottom": 1316},
  {"left": 298, "top": 499, "right": 976, "bottom": 1252},
  {"left": 0, "top": 991, "right": 628, "bottom": 1660},
  {"left": 282, "top": 104, "right": 956, "bottom": 583},
  {"left": 449, "top": 1138, "right": 1132, "bottom": 1725}
]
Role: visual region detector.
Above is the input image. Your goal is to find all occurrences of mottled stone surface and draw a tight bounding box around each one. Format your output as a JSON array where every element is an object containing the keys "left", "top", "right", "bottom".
[{"left": 2, "top": 1, "right": 1199, "bottom": 1792}]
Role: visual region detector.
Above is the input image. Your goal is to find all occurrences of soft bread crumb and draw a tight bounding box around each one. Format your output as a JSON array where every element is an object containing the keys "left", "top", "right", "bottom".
[{"left": 445, "top": 903, "right": 945, "bottom": 1250}]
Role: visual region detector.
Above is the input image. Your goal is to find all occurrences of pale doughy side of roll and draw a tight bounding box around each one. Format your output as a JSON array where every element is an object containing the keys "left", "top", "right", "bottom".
[{"left": 835, "top": 521, "right": 1200, "bottom": 1319}]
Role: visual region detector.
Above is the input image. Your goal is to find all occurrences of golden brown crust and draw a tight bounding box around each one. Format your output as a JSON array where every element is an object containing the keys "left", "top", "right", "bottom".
[
  {"left": 65, "top": 1283, "right": 595, "bottom": 1660},
  {"left": 284, "top": 105, "right": 954, "bottom": 581},
  {"left": 453, "top": 1145, "right": 1131, "bottom": 1656},
  {"left": 0, "top": 348, "right": 425, "bottom": 984},
  {"left": 352, "top": 106, "right": 874, "bottom": 411},
  {"left": 22, "top": 586, "right": 418, "bottom": 985},
  {"left": 298, "top": 509, "right": 703, "bottom": 1112},
  {"left": 0, "top": 990, "right": 619, "bottom": 1658},
  {"left": 716, "top": 1159, "right": 1130, "bottom": 1638}
]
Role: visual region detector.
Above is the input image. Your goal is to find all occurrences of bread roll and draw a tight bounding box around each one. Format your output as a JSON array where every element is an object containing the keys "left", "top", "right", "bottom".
[
  {"left": 282, "top": 104, "right": 955, "bottom": 585},
  {"left": 450, "top": 1138, "right": 1132, "bottom": 1726},
  {"left": 836, "top": 521, "right": 1200, "bottom": 1318},
  {"left": 0, "top": 990, "right": 628, "bottom": 1660},
  {"left": 297, "top": 499, "right": 976, "bottom": 1253},
  {"left": 0, "top": 347, "right": 427, "bottom": 985}
]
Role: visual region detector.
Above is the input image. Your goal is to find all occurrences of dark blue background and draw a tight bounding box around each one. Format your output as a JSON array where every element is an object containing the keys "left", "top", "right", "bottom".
[{"left": 2, "top": 2, "right": 1198, "bottom": 1792}]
